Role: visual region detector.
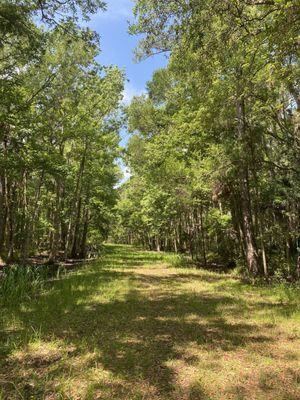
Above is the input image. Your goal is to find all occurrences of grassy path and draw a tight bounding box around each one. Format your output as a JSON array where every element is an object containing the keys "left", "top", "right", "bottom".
[{"left": 1, "top": 245, "right": 300, "bottom": 400}]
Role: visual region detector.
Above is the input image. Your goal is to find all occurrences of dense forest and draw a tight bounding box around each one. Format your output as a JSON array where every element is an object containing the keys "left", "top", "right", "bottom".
[
  {"left": 0, "top": 0, "right": 124, "bottom": 264},
  {"left": 113, "top": 0, "right": 300, "bottom": 280},
  {"left": 1, "top": 0, "right": 300, "bottom": 283},
  {"left": 1, "top": 1, "right": 300, "bottom": 399}
]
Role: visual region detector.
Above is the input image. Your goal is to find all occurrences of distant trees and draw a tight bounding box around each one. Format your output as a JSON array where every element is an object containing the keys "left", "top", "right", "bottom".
[
  {"left": 113, "top": 0, "right": 300, "bottom": 279},
  {"left": 0, "top": 1, "right": 124, "bottom": 263}
]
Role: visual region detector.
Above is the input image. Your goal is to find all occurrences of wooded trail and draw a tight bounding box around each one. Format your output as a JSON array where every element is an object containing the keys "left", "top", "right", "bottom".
[{"left": 1, "top": 245, "right": 299, "bottom": 399}]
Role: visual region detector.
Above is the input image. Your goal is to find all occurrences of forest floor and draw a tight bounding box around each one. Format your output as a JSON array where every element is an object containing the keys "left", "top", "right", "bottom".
[{"left": 0, "top": 245, "right": 300, "bottom": 400}]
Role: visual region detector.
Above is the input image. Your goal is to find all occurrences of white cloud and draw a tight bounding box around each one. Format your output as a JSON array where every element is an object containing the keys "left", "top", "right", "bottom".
[{"left": 122, "top": 82, "right": 144, "bottom": 105}]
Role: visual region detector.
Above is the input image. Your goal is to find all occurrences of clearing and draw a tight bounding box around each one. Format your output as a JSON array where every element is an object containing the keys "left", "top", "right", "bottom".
[{"left": 0, "top": 245, "right": 299, "bottom": 400}]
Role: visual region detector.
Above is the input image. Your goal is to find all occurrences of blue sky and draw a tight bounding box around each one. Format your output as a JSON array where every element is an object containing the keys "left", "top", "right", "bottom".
[{"left": 87, "top": 0, "right": 168, "bottom": 146}]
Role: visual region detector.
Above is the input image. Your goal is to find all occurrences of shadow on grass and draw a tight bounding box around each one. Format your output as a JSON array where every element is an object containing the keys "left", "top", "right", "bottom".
[{"left": 0, "top": 245, "right": 298, "bottom": 399}]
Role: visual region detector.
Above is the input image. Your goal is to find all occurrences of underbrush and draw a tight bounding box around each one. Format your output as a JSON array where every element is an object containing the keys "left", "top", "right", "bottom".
[
  {"left": 164, "top": 252, "right": 300, "bottom": 317},
  {"left": 164, "top": 253, "right": 192, "bottom": 268},
  {"left": 0, "top": 264, "right": 64, "bottom": 305},
  {"left": 274, "top": 282, "right": 300, "bottom": 307}
]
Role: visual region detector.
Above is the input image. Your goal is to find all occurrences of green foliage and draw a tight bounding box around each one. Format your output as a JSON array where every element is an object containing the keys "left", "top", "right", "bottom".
[
  {"left": 165, "top": 253, "right": 191, "bottom": 268},
  {"left": 276, "top": 283, "right": 300, "bottom": 307},
  {"left": 0, "top": 263, "right": 69, "bottom": 305},
  {"left": 0, "top": 4, "right": 124, "bottom": 264},
  {"left": 0, "top": 265, "right": 45, "bottom": 304},
  {"left": 112, "top": 0, "right": 300, "bottom": 280}
]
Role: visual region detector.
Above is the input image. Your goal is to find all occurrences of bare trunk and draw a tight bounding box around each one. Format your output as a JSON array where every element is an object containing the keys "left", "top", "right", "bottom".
[
  {"left": 199, "top": 204, "right": 207, "bottom": 266},
  {"left": 65, "top": 140, "right": 87, "bottom": 259},
  {"left": 49, "top": 178, "right": 62, "bottom": 263},
  {"left": 79, "top": 208, "right": 89, "bottom": 259},
  {"left": 236, "top": 75, "right": 259, "bottom": 276}
]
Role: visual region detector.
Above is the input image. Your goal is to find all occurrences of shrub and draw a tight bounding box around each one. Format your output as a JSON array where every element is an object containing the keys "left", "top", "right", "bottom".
[
  {"left": 0, "top": 265, "right": 48, "bottom": 305},
  {"left": 165, "top": 253, "right": 191, "bottom": 268}
]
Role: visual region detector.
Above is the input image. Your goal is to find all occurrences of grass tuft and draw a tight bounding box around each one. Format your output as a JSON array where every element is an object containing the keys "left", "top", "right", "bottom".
[
  {"left": 0, "top": 265, "right": 45, "bottom": 305},
  {"left": 165, "top": 253, "right": 191, "bottom": 268}
]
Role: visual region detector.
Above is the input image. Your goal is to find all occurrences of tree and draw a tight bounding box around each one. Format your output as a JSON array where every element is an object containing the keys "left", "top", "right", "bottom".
[
  {"left": 0, "top": 6, "right": 124, "bottom": 263},
  {"left": 112, "top": 0, "right": 300, "bottom": 279}
]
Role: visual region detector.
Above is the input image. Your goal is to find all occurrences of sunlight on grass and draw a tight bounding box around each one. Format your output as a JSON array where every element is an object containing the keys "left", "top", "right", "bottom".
[{"left": 1, "top": 244, "right": 299, "bottom": 399}]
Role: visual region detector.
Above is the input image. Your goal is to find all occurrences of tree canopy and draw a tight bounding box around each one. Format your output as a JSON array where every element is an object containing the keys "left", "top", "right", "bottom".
[
  {"left": 0, "top": 0, "right": 124, "bottom": 263},
  {"left": 112, "top": 0, "right": 300, "bottom": 280},
  {"left": 1, "top": 0, "right": 300, "bottom": 281}
]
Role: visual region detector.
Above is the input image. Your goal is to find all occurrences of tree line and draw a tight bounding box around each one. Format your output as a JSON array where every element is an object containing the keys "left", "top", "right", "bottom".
[
  {"left": 113, "top": 0, "right": 300, "bottom": 280},
  {"left": 0, "top": 0, "right": 124, "bottom": 264}
]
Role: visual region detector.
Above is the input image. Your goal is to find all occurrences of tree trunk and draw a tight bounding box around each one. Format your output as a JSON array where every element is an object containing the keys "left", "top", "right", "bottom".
[
  {"left": 236, "top": 78, "right": 259, "bottom": 277},
  {"left": 49, "top": 178, "right": 62, "bottom": 263},
  {"left": 199, "top": 203, "right": 207, "bottom": 266},
  {"left": 79, "top": 207, "right": 89, "bottom": 259},
  {"left": 65, "top": 140, "right": 87, "bottom": 259}
]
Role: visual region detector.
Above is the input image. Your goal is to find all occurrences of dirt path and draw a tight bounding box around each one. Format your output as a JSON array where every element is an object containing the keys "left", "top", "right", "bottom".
[{"left": 1, "top": 245, "right": 300, "bottom": 399}]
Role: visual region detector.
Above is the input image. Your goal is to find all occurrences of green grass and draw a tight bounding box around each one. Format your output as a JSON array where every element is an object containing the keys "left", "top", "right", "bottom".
[
  {"left": 0, "top": 265, "right": 45, "bottom": 304},
  {"left": 0, "top": 263, "right": 66, "bottom": 305},
  {"left": 0, "top": 244, "right": 299, "bottom": 399}
]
